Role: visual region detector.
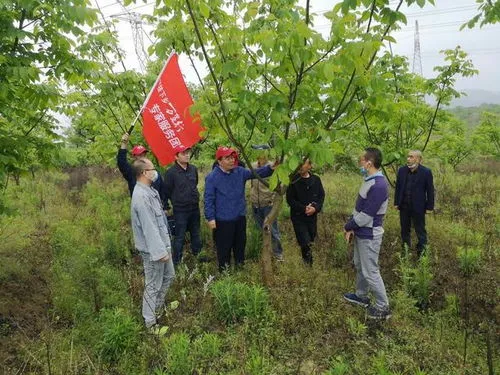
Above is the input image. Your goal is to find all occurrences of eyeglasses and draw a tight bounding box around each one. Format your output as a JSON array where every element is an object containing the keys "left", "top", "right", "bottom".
[{"left": 144, "top": 168, "right": 156, "bottom": 171}]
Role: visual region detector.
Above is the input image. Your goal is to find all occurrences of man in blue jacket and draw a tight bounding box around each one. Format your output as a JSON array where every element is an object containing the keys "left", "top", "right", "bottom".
[
  {"left": 204, "top": 146, "right": 275, "bottom": 272},
  {"left": 394, "top": 150, "right": 434, "bottom": 257},
  {"left": 343, "top": 148, "right": 391, "bottom": 320}
]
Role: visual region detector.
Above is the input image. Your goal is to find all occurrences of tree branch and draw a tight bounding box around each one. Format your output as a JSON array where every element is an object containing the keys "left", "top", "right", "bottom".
[
  {"left": 243, "top": 43, "right": 284, "bottom": 95},
  {"left": 423, "top": 97, "right": 441, "bottom": 151},
  {"left": 324, "top": 0, "right": 404, "bottom": 131},
  {"left": 24, "top": 109, "right": 48, "bottom": 137},
  {"left": 11, "top": 9, "right": 26, "bottom": 54}
]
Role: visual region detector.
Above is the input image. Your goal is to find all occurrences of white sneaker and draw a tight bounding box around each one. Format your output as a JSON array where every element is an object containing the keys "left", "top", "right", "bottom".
[{"left": 148, "top": 324, "right": 169, "bottom": 336}]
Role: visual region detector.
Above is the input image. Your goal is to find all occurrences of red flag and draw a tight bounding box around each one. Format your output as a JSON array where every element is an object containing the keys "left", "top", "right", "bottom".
[{"left": 141, "top": 53, "right": 204, "bottom": 165}]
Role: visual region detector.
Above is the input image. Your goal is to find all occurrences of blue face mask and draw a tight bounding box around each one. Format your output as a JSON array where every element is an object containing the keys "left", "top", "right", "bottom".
[{"left": 359, "top": 167, "right": 368, "bottom": 177}]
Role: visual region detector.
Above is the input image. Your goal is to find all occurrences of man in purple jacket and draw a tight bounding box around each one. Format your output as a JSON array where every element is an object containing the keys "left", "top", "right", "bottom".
[
  {"left": 204, "top": 146, "right": 275, "bottom": 272},
  {"left": 343, "top": 148, "right": 391, "bottom": 320}
]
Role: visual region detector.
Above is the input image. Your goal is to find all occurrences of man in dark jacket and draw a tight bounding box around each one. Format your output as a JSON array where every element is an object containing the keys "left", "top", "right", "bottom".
[
  {"left": 117, "top": 132, "right": 165, "bottom": 205},
  {"left": 164, "top": 145, "right": 201, "bottom": 265},
  {"left": 204, "top": 146, "right": 275, "bottom": 272},
  {"left": 394, "top": 150, "right": 435, "bottom": 257},
  {"left": 286, "top": 159, "right": 325, "bottom": 265}
]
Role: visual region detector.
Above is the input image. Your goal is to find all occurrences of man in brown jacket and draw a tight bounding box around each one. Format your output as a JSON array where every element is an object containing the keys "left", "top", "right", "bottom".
[{"left": 250, "top": 154, "right": 284, "bottom": 261}]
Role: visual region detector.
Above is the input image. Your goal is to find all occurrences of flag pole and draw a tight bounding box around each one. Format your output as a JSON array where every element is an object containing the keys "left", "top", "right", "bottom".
[{"left": 128, "top": 51, "right": 176, "bottom": 134}]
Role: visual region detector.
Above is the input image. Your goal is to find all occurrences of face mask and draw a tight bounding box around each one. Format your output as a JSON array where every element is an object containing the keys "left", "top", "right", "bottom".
[
  {"left": 150, "top": 170, "right": 159, "bottom": 182},
  {"left": 144, "top": 170, "right": 158, "bottom": 183},
  {"left": 359, "top": 167, "right": 368, "bottom": 177},
  {"left": 407, "top": 163, "right": 418, "bottom": 169}
]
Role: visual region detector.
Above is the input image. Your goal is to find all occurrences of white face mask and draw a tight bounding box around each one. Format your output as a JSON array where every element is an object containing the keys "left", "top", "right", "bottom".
[
  {"left": 150, "top": 170, "right": 159, "bottom": 183},
  {"left": 144, "top": 169, "right": 158, "bottom": 183}
]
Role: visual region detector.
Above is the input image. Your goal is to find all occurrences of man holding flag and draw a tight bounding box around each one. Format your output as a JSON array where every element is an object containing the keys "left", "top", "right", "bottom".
[{"left": 117, "top": 132, "right": 166, "bottom": 204}]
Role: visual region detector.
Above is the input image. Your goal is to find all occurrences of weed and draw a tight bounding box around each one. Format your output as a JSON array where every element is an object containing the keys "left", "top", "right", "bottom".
[
  {"left": 163, "top": 333, "right": 192, "bottom": 375},
  {"left": 325, "top": 356, "right": 350, "bottom": 375},
  {"left": 211, "top": 277, "right": 270, "bottom": 323},
  {"left": 96, "top": 308, "right": 141, "bottom": 364},
  {"left": 457, "top": 246, "right": 482, "bottom": 277}
]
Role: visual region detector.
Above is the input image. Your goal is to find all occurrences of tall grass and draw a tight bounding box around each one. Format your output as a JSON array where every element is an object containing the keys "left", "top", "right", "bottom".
[{"left": 1, "top": 166, "right": 498, "bottom": 374}]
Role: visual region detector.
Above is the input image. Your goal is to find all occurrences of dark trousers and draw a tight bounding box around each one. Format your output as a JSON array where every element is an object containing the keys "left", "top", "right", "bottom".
[
  {"left": 399, "top": 208, "right": 427, "bottom": 256},
  {"left": 172, "top": 208, "right": 202, "bottom": 265},
  {"left": 214, "top": 216, "right": 247, "bottom": 272},
  {"left": 291, "top": 217, "right": 317, "bottom": 265}
]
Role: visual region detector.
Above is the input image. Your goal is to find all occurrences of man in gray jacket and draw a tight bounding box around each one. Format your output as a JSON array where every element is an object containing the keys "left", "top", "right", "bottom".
[{"left": 131, "top": 158, "right": 175, "bottom": 330}]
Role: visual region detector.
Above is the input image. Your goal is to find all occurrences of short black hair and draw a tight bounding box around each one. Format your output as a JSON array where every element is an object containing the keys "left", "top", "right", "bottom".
[
  {"left": 132, "top": 158, "right": 149, "bottom": 178},
  {"left": 364, "top": 147, "right": 382, "bottom": 169}
]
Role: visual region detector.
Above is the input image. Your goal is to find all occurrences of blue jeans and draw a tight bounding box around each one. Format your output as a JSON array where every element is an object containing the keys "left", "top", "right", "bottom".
[
  {"left": 172, "top": 208, "right": 202, "bottom": 265},
  {"left": 252, "top": 206, "right": 283, "bottom": 256}
]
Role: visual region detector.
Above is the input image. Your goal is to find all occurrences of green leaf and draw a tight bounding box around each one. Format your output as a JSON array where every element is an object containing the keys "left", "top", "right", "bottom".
[{"left": 199, "top": 2, "right": 210, "bottom": 18}]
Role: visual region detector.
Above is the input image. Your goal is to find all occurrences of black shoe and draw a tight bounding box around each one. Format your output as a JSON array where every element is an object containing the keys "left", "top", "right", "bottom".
[
  {"left": 367, "top": 306, "right": 392, "bottom": 320},
  {"left": 343, "top": 293, "right": 370, "bottom": 308}
]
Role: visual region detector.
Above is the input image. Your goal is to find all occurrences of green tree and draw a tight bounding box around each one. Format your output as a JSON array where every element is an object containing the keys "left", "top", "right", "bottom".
[
  {"left": 0, "top": 0, "right": 117, "bottom": 210},
  {"left": 354, "top": 46, "right": 476, "bottom": 178},
  {"left": 461, "top": 0, "right": 500, "bottom": 29},
  {"left": 430, "top": 116, "right": 473, "bottom": 170},
  {"left": 150, "top": 0, "right": 442, "bottom": 182},
  {"left": 471, "top": 112, "right": 500, "bottom": 157}
]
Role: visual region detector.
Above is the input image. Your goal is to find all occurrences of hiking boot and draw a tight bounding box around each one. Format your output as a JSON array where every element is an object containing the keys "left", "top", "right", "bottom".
[
  {"left": 367, "top": 306, "right": 392, "bottom": 320},
  {"left": 343, "top": 293, "right": 370, "bottom": 308}
]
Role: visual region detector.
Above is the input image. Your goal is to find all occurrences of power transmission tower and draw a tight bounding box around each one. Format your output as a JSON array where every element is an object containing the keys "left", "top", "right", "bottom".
[
  {"left": 110, "top": 12, "right": 149, "bottom": 72},
  {"left": 412, "top": 20, "right": 423, "bottom": 76}
]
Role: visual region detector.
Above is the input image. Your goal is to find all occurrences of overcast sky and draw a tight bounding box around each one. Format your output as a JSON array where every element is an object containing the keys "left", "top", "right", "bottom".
[{"left": 95, "top": 0, "right": 499, "bottom": 92}]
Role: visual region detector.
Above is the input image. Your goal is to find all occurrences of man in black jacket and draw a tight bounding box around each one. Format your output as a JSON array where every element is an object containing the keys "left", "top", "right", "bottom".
[
  {"left": 164, "top": 145, "right": 202, "bottom": 265},
  {"left": 286, "top": 159, "right": 325, "bottom": 265},
  {"left": 117, "top": 132, "right": 165, "bottom": 204},
  {"left": 394, "top": 150, "right": 435, "bottom": 257}
]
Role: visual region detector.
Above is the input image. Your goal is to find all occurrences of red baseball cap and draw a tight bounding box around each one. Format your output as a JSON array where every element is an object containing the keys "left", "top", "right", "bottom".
[
  {"left": 173, "top": 145, "right": 191, "bottom": 155},
  {"left": 216, "top": 146, "right": 237, "bottom": 160},
  {"left": 131, "top": 145, "right": 147, "bottom": 156}
]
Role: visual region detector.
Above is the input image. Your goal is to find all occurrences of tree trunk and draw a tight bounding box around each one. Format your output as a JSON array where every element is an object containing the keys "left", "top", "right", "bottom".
[{"left": 260, "top": 188, "right": 285, "bottom": 286}]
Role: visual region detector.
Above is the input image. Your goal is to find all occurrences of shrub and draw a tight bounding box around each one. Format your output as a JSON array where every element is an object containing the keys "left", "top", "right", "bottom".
[
  {"left": 211, "top": 278, "right": 270, "bottom": 323},
  {"left": 246, "top": 216, "right": 263, "bottom": 260},
  {"left": 96, "top": 308, "right": 142, "bottom": 364},
  {"left": 164, "top": 333, "right": 192, "bottom": 375},
  {"left": 193, "top": 333, "right": 222, "bottom": 373},
  {"left": 326, "top": 356, "right": 350, "bottom": 375},
  {"left": 457, "top": 246, "right": 482, "bottom": 277}
]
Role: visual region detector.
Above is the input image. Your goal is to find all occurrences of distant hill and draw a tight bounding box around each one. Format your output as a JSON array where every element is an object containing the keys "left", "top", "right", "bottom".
[
  {"left": 446, "top": 103, "right": 500, "bottom": 130},
  {"left": 448, "top": 89, "right": 500, "bottom": 107}
]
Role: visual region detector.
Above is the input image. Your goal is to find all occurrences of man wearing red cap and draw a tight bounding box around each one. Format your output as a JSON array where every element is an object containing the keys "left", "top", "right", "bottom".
[
  {"left": 204, "top": 146, "right": 276, "bottom": 272},
  {"left": 164, "top": 145, "right": 202, "bottom": 265},
  {"left": 117, "top": 132, "right": 165, "bottom": 204}
]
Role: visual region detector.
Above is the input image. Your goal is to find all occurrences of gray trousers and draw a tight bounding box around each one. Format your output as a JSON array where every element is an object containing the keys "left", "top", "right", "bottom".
[
  {"left": 141, "top": 252, "right": 176, "bottom": 328},
  {"left": 353, "top": 236, "right": 389, "bottom": 309}
]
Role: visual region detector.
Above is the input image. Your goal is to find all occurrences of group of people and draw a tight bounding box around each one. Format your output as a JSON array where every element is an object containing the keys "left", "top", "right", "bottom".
[{"left": 118, "top": 133, "right": 434, "bottom": 327}]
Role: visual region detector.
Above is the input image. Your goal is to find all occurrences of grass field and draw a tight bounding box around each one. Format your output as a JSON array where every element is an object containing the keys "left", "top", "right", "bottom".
[{"left": 0, "top": 163, "right": 498, "bottom": 374}]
